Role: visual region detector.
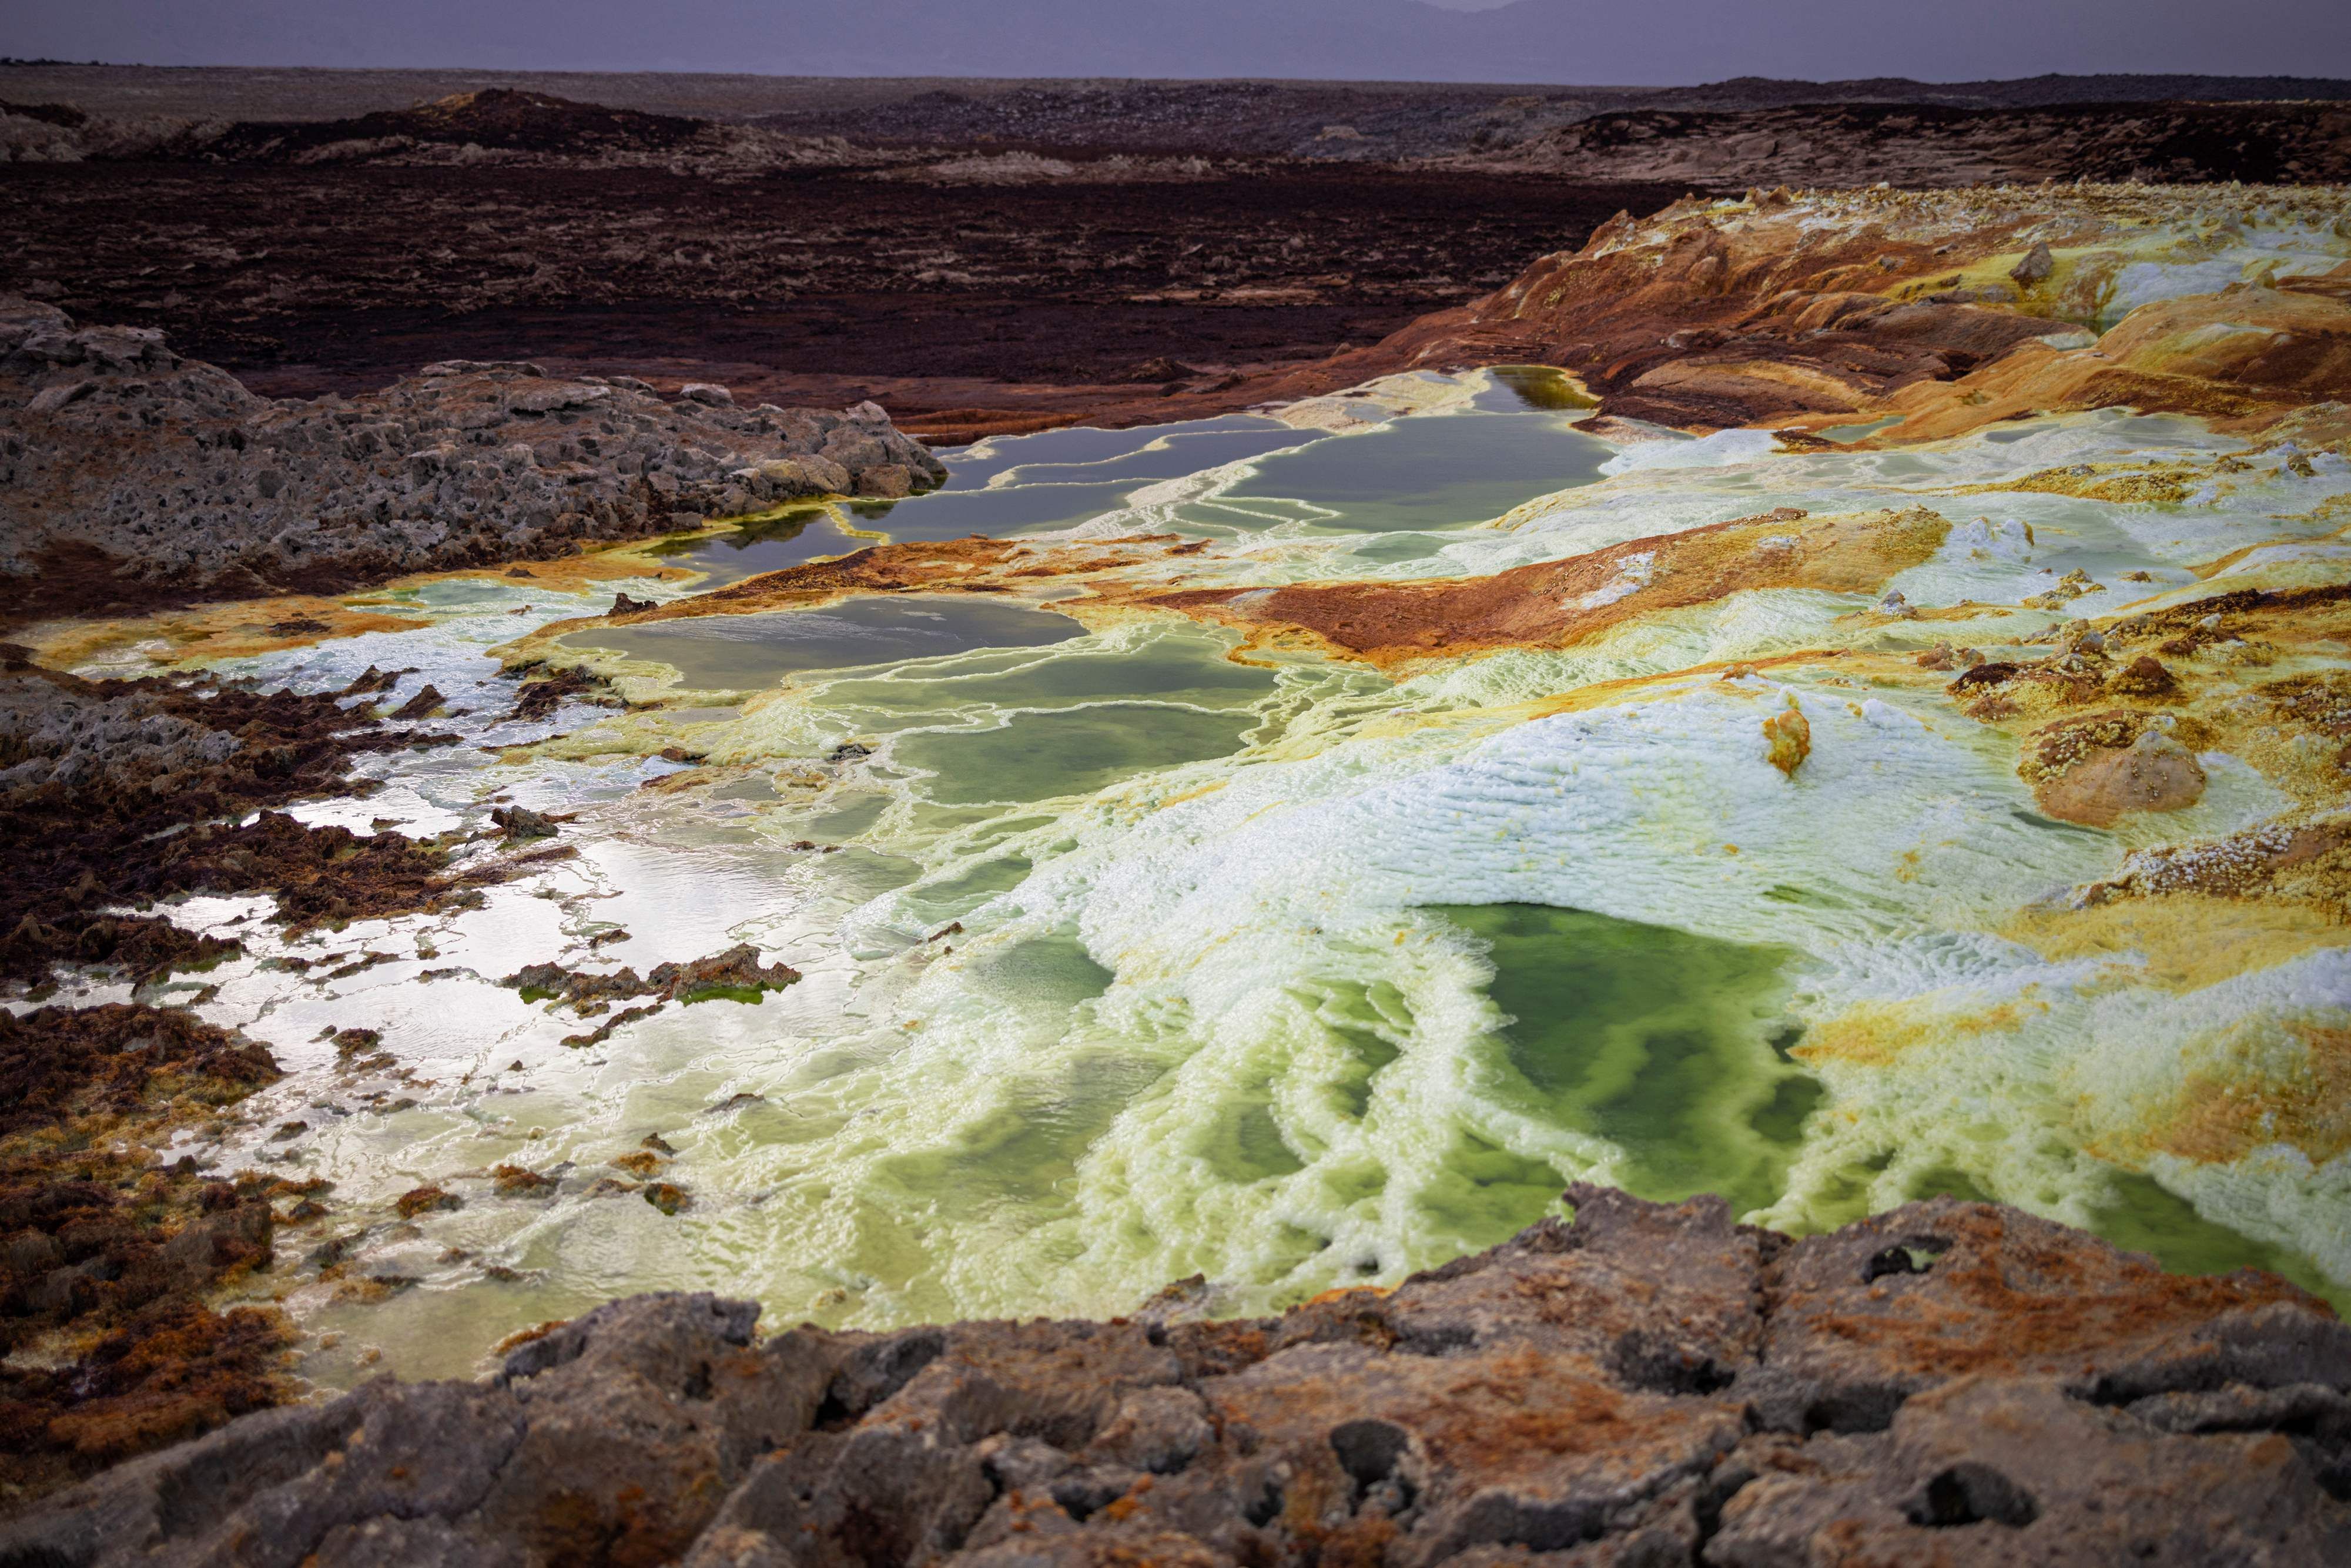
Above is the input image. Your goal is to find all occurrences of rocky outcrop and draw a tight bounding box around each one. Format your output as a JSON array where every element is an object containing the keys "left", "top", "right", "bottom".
[
  {"left": 500, "top": 943, "right": 802, "bottom": 1048},
  {"left": 1443, "top": 100, "right": 2351, "bottom": 189},
  {"left": 1337, "top": 183, "right": 2351, "bottom": 435},
  {"left": 0, "top": 301, "right": 946, "bottom": 623},
  {"left": 1, "top": 89, "right": 881, "bottom": 177},
  {"left": 5, "top": 1187, "right": 2345, "bottom": 1563}
]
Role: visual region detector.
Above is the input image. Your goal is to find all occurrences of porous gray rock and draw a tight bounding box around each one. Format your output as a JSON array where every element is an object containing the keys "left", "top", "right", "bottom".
[
  {"left": 4, "top": 1190, "right": 2346, "bottom": 1565},
  {"left": 0, "top": 300, "right": 946, "bottom": 618}
]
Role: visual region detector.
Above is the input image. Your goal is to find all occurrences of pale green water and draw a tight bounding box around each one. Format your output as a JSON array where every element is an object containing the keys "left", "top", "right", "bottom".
[
  {"left": 560, "top": 595, "right": 1086, "bottom": 691},
  {"left": 1203, "top": 410, "right": 1613, "bottom": 533},
  {"left": 899, "top": 705, "right": 1260, "bottom": 806},
  {"left": 87, "top": 367, "right": 2350, "bottom": 1386},
  {"left": 649, "top": 506, "right": 876, "bottom": 586},
  {"left": 1437, "top": 904, "right": 1809, "bottom": 1228}
]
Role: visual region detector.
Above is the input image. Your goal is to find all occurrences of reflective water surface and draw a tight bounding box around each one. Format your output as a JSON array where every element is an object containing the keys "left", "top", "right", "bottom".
[{"left": 43, "top": 368, "right": 2346, "bottom": 1388}]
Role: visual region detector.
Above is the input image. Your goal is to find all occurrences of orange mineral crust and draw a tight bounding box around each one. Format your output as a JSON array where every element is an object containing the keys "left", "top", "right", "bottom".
[{"left": 1141, "top": 506, "right": 1948, "bottom": 668}]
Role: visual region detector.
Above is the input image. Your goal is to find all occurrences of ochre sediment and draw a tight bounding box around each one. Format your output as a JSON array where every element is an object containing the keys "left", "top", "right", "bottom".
[
  {"left": 1140, "top": 505, "right": 1951, "bottom": 669},
  {"left": 0, "top": 1004, "right": 294, "bottom": 1509},
  {"left": 1277, "top": 183, "right": 2351, "bottom": 437}
]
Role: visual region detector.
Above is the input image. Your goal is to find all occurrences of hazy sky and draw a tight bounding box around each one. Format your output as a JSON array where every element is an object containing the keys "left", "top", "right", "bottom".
[{"left": 8, "top": 0, "right": 2349, "bottom": 83}]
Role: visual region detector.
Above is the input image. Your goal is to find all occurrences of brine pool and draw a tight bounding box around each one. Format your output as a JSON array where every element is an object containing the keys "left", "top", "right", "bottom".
[{"left": 49, "top": 368, "right": 2351, "bottom": 1385}]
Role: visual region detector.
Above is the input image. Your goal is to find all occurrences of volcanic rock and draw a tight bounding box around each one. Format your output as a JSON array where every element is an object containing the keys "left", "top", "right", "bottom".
[
  {"left": 0, "top": 1004, "right": 292, "bottom": 1503},
  {"left": 1445, "top": 99, "right": 2351, "bottom": 189},
  {"left": 0, "top": 301, "right": 946, "bottom": 624},
  {"left": 1, "top": 88, "right": 883, "bottom": 179},
  {"left": 5, "top": 1187, "right": 2344, "bottom": 1561}
]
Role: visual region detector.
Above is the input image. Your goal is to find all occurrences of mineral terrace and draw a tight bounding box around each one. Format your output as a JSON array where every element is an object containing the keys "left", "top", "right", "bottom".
[{"left": 4, "top": 68, "right": 2351, "bottom": 1568}]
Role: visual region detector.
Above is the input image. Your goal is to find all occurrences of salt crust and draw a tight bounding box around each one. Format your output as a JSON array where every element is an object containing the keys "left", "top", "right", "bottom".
[{"left": 118, "top": 345, "right": 2351, "bottom": 1328}]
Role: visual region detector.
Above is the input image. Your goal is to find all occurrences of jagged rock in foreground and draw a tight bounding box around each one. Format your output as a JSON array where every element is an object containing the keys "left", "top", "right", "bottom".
[
  {"left": 6, "top": 1187, "right": 2346, "bottom": 1565},
  {"left": 0, "top": 300, "right": 946, "bottom": 622}
]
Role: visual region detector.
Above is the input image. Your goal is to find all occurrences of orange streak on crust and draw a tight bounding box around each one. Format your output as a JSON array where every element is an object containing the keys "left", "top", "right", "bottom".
[
  {"left": 1798, "top": 1207, "right": 2337, "bottom": 1373},
  {"left": 2146, "top": 1024, "right": 2351, "bottom": 1168},
  {"left": 1880, "top": 277, "right": 2351, "bottom": 444},
  {"left": 1141, "top": 505, "right": 1948, "bottom": 669}
]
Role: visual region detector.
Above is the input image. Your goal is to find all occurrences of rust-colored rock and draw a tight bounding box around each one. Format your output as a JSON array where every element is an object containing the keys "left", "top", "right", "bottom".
[
  {"left": 2036, "top": 730, "right": 2208, "bottom": 827},
  {"left": 490, "top": 1165, "right": 557, "bottom": 1198},
  {"left": 0, "top": 1004, "right": 291, "bottom": 1509},
  {"left": 502, "top": 942, "right": 800, "bottom": 1048},
  {"left": 1763, "top": 703, "right": 1811, "bottom": 778},
  {"left": 393, "top": 1186, "right": 463, "bottom": 1219},
  {"left": 6, "top": 1188, "right": 2346, "bottom": 1560},
  {"left": 1229, "top": 184, "right": 2351, "bottom": 443},
  {"left": 2110, "top": 654, "right": 2182, "bottom": 699}
]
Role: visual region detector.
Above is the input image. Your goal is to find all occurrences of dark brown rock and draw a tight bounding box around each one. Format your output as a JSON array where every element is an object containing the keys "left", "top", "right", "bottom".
[
  {"left": 0, "top": 301, "right": 946, "bottom": 626},
  {"left": 0, "top": 1004, "right": 293, "bottom": 1507},
  {"left": 6, "top": 1187, "right": 2345, "bottom": 1561}
]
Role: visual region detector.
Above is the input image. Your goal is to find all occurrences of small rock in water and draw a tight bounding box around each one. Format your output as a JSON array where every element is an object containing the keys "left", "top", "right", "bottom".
[
  {"left": 491, "top": 1165, "right": 555, "bottom": 1197},
  {"left": 394, "top": 1185, "right": 461, "bottom": 1218},
  {"left": 491, "top": 805, "right": 558, "bottom": 839},
  {"left": 387, "top": 684, "right": 444, "bottom": 720},
  {"left": 1763, "top": 703, "right": 1811, "bottom": 776}
]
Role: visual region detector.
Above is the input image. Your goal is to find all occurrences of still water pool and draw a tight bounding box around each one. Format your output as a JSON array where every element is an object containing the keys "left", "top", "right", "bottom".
[{"left": 66, "top": 368, "right": 2340, "bottom": 1386}]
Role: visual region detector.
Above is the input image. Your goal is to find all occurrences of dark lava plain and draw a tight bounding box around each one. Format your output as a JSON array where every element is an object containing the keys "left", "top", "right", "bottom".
[
  {"left": 0, "top": 158, "right": 1676, "bottom": 441},
  {"left": 7, "top": 66, "right": 2345, "bottom": 443}
]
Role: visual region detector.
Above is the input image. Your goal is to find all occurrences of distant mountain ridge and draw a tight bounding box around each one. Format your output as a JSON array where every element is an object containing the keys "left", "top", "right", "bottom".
[{"left": 10, "top": 0, "right": 2351, "bottom": 85}]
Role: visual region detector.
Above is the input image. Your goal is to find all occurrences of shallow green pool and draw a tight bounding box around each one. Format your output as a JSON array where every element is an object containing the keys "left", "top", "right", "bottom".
[
  {"left": 561, "top": 595, "right": 1086, "bottom": 690},
  {"left": 1434, "top": 903, "right": 1811, "bottom": 1223}
]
